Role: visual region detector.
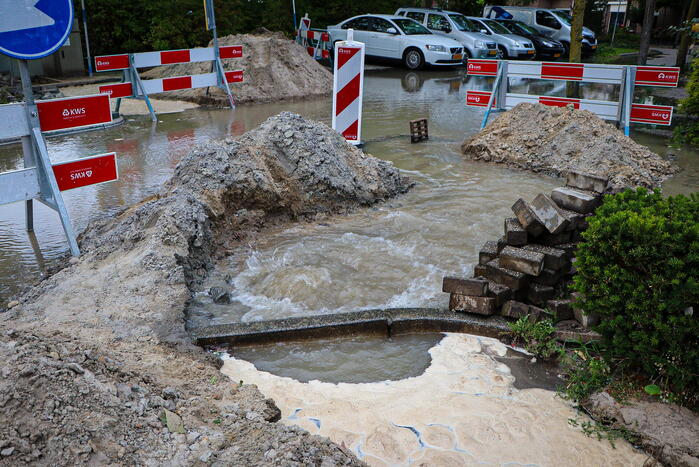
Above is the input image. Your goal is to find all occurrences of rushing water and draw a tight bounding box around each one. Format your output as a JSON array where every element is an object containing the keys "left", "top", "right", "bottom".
[{"left": 0, "top": 68, "right": 696, "bottom": 309}]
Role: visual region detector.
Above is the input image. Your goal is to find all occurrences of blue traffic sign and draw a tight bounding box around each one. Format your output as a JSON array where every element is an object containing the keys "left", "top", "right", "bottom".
[{"left": 0, "top": 0, "right": 74, "bottom": 60}]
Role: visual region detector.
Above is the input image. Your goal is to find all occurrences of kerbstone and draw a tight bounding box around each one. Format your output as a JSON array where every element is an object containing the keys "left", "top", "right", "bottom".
[
  {"left": 501, "top": 300, "right": 530, "bottom": 319},
  {"left": 522, "top": 244, "right": 568, "bottom": 271},
  {"left": 442, "top": 276, "right": 489, "bottom": 296},
  {"left": 499, "top": 246, "right": 545, "bottom": 276},
  {"left": 485, "top": 259, "right": 529, "bottom": 291},
  {"left": 537, "top": 230, "right": 572, "bottom": 246},
  {"left": 574, "top": 308, "right": 600, "bottom": 328},
  {"left": 551, "top": 187, "right": 601, "bottom": 214},
  {"left": 558, "top": 208, "right": 586, "bottom": 231},
  {"left": 529, "top": 193, "right": 570, "bottom": 234},
  {"left": 478, "top": 241, "right": 499, "bottom": 266},
  {"left": 485, "top": 280, "right": 512, "bottom": 307},
  {"left": 449, "top": 293, "right": 496, "bottom": 316},
  {"left": 511, "top": 198, "right": 545, "bottom": 236},
  {"left": 504, "top": 218, "right": 527, "bottom": 246},
  {"left": 566, "top": 171, "right": 608, "bottom": 193},
  {"left": 532, "top": 268, "right": 563, "bottom": 286},
  {"left": 527, "top": 283, "right": 556, "bottom": 306},
  {"left": 547, "top": 299, "right": 574, "bottom": 321}
]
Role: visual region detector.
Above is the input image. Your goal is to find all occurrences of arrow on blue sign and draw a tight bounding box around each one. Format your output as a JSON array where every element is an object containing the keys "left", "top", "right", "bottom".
[{"left": 0, "top": 0, "right": 73, "bottom": 60}]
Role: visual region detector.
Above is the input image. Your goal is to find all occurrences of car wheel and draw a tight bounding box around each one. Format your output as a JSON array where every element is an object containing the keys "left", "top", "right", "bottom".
[
  {"left": 498, "top": 45, "right": 509, "bottom": 59},
  {"left": 403, "top": 48, "right": 424, "bottom": 70}
]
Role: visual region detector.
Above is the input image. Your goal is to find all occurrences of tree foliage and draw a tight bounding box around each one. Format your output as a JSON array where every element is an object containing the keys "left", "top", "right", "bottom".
[
  {"left": 572, "top": 188, "right": 699, "bottom": 406},
  {"left": 77, "top": 0, "right": 489, "bottom": 55}
]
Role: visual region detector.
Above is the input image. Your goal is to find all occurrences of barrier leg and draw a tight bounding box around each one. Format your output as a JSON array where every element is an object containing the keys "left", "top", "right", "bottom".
[
  {"left": 129, "top": 60, "right": 157, "bottom": 122},
  {"left": 481, "top": 63, "right": 504, "bottom": 129},
  {"left": 18, "top": 60, "right": 35, "bottom": 232},
  {"left": 622, "top": 66, "right": 635, "bottom": 137},
  {"left": 214, "top": 57, "right": 236, "bottom": 109},
  {"left": 31, "top": 128, "right": 80, "bottom": 257}
]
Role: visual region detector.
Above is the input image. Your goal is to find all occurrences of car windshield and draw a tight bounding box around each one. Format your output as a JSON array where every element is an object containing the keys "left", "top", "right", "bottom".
[
  {"left": 483, "top": 19, "right": 512, "bottom": 35},
  {"left": 552, "top": 10, "right": 572, "bottom": 25},
  {"left": 448, "top": 14, "right": 477, "bottom": 32},
  {"left": 393, "top": 18, "right": 431, "bottom": 35},
  {"left": 511, "top": 21, "right": 538, "bottom": 35}
]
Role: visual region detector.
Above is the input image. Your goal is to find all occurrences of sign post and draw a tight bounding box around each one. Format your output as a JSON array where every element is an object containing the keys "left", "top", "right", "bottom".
[{"left": 332, "top": 30, "right": 365, "bottom": 146}]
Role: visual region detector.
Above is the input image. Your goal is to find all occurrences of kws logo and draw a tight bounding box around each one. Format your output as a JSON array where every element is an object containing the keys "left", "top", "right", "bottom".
[{"left": 62, "top": 107, "right": 87, "bottom": 118}]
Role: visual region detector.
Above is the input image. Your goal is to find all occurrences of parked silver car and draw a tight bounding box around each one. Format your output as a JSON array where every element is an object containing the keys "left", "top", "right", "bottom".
[
  {"left": 467, "top": 16, "right": 536, "bottom": 60},
  {"left": 394, "top": 7, "right": 498, "bottom": 59}
]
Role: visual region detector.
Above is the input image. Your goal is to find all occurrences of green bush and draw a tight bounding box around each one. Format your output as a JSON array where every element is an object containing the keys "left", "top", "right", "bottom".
[
  {"left": 572, "top": 188, "right": 699, "bottom": 405},
  {"left": 675, "top": 59, "right": 699, "bottom": 147}
]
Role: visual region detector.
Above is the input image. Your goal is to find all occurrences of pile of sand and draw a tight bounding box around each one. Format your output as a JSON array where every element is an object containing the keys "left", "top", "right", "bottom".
[
  {"left": 461, "top": 103, "right": 677, "bottom": 190},
  {"left": 141, "top": 30, "right": 333, "bottom": 106}
]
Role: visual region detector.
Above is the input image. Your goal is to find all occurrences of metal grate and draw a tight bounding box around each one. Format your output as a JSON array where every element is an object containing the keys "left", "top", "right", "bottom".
[{"left": 409, "top": 118, "right": 428, "bottom": 143}]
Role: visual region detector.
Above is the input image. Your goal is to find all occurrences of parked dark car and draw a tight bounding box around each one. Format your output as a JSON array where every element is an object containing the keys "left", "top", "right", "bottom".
[{"left": 494, "top": 19, "right": 565, "bottom": 60}]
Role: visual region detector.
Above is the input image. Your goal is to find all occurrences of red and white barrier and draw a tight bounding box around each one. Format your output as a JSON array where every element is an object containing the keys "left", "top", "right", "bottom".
[
  {"left": 332, "top": 40, "right": 365, "bottom": 145},
  {"left": 36, "top": 94, "right": 112, "bottom": 132},
  {"left": 466, "top": 90, "right": 495, "bottom": 107},
  {"left": 466, "top": 60, "right": 498, "bottom": 77},
  {"left": 52, "top": 152, "right": 119, "bottom": 192},
  {"left": 634, "top": 66, "right": 679, "bottom": 87},
  {"left": 504, "top": 93, "right": 620, "bottom": 120},
  {"left": 630, "top": 103, "right": 673, "bottom": 125},
  {"left": 507, "top": 61, "right": 624, "bottom": 85},
  {"left": 139, "top": 70, "right": 243, "bottom": 94},
  {"left": 95, "top": 46, "right": 243, "bottom": 72}
]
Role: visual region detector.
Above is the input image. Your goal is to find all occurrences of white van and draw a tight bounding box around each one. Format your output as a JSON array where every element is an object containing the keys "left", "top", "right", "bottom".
[{"left": 483, "top": 5, "right": 597, "bottom": 57}]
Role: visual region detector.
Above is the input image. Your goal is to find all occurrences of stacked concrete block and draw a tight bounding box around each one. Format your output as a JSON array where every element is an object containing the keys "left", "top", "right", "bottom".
[{"left": 444, "top": 171, "right": 609, "bottom": 329}]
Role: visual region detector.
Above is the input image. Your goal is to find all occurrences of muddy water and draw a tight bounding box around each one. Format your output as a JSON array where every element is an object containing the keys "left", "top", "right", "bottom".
[
  {"left": 0, "top": 68, "right": 696, "bottom": 307},
  {"left": 231, "top": 333, "right": 444, "bottom": 384}
]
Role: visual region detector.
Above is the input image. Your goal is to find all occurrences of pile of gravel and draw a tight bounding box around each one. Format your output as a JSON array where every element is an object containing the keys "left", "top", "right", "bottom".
[{"left": 461, "top": 103, "right": 677, "bottom": 190}]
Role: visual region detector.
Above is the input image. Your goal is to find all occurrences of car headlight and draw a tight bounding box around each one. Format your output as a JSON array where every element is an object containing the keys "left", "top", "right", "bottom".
[
  {"left": 513, "top": 41, "right": 521, "bottom": 47},
  {"left": 475, "top": 40, "right": 485, "bottom": 48},
  {"left": 542, "top": 41, "right": 554, "bottom": 47},
  {"left": 425, "top": 44, "right": 446, "bottom": 52}
]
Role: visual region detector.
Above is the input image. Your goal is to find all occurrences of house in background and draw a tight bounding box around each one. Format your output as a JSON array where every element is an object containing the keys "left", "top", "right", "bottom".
[{"left": 0, "top": 19, "right": 86, "bottom": 78}]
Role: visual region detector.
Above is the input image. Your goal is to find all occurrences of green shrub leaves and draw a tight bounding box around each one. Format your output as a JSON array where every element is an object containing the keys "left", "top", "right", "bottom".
[{"left": 573, "top": 188, "right": 699, "bottom": 405}]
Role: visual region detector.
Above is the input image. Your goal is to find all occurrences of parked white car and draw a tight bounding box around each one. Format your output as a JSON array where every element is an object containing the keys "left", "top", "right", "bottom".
[
  {"left": 327, "top": 14, "right": 465, "bottom": 70},
  {"left": 467, "top": 17, "right": 536, "bottom": 60}
]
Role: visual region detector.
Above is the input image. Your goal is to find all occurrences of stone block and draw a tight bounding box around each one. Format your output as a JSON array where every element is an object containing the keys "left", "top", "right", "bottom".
[
  {"left": 547, "top": 299, "right": 574, "bottom": 321},
  {"left": 474, "top": 264, "right": 487, "bottom": 278},
  {"left": 537, "top": 230, "right": 572, "bottom": 246},
  {"left": 511, "top": 198, "right": 545, "bottom": 236},
  {"left": 504, "top": 218, "right": 527, "bottom": 246},
  {"left": 528, "top": 305, "right": 554, "bottom": 323},
  {"left": 566, "top": 171, "right": 608, "bottom": 194},
  {"left": 499, "top": 246, "right": 545, "bottom": 276},
  {"left": 442, "top": 276, "right": 489, "bottom": 296},
  {"left": 527, "top": 283, "right": 556, "bottom": 306},
  {"left": 485, "top": 281, "right": 512, "bottom": 307},
  {"left": 484, "top": 259, "right": 528, "bottom": 291},
  {"left": 497, "top": 236, "right": 507, "bottom": 253},
  {"left": 574, "top": 308, "right": 600, "bottom": 328},
  {"left": 532, "top": 268, "right": 563, "bottom": 286},
  {"left": 501, "top": 300, "right": 530, "bottom": 319},
  {"left": 522, "top": 244, "right": 568, "bottom": 271},
  {"left": 530, "top": 193, "right": 570, "bottom": 235},
  {"left": 449, "top": 293, "right": 496, "bottom": 316},
  {"left": 558, "top": 208, "right": 586, "bottom": 231},
  {"left": 556, "top": 242, "right": 579, "bottom": 259},
  {"left": 478, "top": 241, "right": 499, "bottom": 266},
  {"left": 551, "top": 187, "right": 601, "bottom": 214}
]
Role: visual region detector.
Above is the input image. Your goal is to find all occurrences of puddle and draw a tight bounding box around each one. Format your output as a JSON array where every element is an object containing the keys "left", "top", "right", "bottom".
[{"left": 230, "top": 333, "right": 444, "bottom": 384}]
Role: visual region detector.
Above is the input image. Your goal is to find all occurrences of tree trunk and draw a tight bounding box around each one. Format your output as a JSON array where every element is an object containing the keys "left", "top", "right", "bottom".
[
  {"left": 638, "top": 0, "right": 656, "bottom": 65},
  {"left": 569, "top": 0, "right": 586, "bottom": 64},
  {"left": 421, "top": 0, "right": 432, "bottom": 7},
  {"left": 677, "top": 0, "right": 699, "bottom": 69},
  {"left": 567, "top": 0, "right": 586, "bottom": 98}
]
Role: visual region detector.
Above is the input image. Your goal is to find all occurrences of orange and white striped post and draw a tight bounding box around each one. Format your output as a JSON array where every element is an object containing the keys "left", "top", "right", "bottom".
[{"left": 332, "top": 30, "right": 365, "bottom": 146}]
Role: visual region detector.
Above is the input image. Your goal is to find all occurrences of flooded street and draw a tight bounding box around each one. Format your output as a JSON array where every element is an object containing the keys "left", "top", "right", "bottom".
[{"left": 1, "top": 68, "right": 696, "bottom": 311}]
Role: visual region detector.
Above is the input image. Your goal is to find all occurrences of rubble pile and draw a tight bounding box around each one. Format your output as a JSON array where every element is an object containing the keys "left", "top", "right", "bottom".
[{"left": 442, "top": 170, "right": 607, "bottom": 334}]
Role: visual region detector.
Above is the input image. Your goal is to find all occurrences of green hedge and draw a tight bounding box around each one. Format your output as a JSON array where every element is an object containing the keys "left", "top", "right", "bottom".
[{"left": 573, "top": 188, "right": 699, "bottom": 405}]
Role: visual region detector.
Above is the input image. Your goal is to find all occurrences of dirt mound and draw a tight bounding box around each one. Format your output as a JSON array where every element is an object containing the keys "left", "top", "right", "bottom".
[
  {"left": 141, "top": 32, "right": 333, "bottom": 105},
  {"left": 461, "top": 103, "right": 677, "bottom": 190},
  {"left": 1, "top": 112, "right": 409, "bottom": 465}
]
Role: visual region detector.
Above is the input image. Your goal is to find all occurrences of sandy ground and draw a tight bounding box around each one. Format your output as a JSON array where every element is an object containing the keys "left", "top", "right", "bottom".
[
  {"left": 60, "top": 83, "right": 199, "bottom": 116},
  {"left": 222, "top": 333, "right": 650, "bottom": 466}
]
